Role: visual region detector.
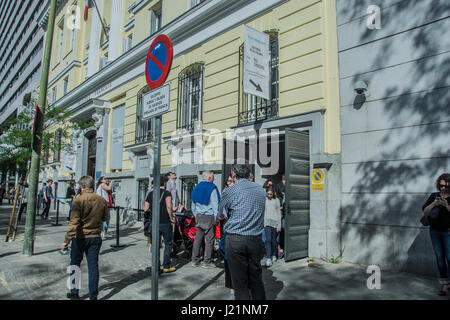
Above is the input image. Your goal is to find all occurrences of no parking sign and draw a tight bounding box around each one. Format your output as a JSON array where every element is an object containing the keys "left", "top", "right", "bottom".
[
  {"left": 311, "top": 169, "right": 325, "bottom": 191},
  {"left": 145, "top": 34, "right": 173, "bottom": 90}
]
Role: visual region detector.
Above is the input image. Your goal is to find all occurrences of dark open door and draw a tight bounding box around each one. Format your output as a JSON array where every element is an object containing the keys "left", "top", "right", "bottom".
[
  {"left": 284, "top": 129, "right": 310, "bottom": 261},
  {"left": 222, "top": 138, "right": 255, "bottom": 188}
]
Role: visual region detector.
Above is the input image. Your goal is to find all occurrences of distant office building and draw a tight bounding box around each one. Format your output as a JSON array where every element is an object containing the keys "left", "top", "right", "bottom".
[{"left": 0, "top": 0, "right": 46, "bottom": 186}]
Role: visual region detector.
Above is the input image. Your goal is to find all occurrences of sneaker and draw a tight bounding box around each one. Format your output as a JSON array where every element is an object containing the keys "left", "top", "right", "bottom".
[
  {"left": 278, "top": 250, "right": 284, "bottom": 259},
  {"left": 201, "top": 262, "right": 216, "bottom": 269},
  {"left": 272, "top": 255, "right": 277, "bottom": 263},
  {"left": 162, "top": 266, "right": 176, "bottom": 273},
  {"left": 265, "top": 258, "right": 272, "bottom": 267},
  {"left": 101, "top": 232, "right": 106, "bottom": 240},
  {"left": 104, "top": 233, "right": 113, "bottom": 238},
  {"left": 66, "top": 293, "right": 80, "bottom": 300},
  {"left": 191, "top": 262, "right": 201, "bottom": 267}
]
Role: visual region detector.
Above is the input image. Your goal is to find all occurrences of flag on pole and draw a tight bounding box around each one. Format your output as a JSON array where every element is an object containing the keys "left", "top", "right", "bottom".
[{"left": 84, "top": 0, "right": 94, "bottom": 21}]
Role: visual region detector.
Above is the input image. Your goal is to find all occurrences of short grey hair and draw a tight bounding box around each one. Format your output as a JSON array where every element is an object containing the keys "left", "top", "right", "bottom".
[
  {"left": 78, "top": 176, "right": 95, "bottom": 189},
  {"left": 231, "top": 164, "right": 250, "bottom": 179},
  {"left": 202, "top": 171, "right": 214, "bottom": 181}
]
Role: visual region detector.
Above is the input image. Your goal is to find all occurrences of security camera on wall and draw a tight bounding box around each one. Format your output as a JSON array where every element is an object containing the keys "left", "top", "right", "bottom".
[{"left": 353, "top": 81, "right": 369, "bottom": 110}]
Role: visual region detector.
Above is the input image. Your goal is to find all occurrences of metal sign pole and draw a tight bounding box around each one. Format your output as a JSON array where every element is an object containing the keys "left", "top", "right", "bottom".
[{"left": 151, "top": 115, "right": 162, "bottom": 300}]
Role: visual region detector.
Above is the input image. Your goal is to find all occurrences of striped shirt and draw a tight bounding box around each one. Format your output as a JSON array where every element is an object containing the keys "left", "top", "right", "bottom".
[{"left": 218, "top": 178, "right": 266, "bottom": 236}]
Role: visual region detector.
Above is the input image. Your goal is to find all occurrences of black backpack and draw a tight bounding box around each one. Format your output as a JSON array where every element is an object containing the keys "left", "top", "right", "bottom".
[{"left": 143, "top": 192, "right": 164, "bottom": 237}]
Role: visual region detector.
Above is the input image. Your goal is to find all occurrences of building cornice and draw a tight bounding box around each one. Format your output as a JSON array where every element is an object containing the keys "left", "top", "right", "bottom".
[
  {"left": 51, "top": 0, "right": 289, "bottom": 112},
  {"left": 132, "top": 0, "right": 152, "bottom": 15},
  {"left": 48, "top": 60, "right": 81, "bottom": 88}
]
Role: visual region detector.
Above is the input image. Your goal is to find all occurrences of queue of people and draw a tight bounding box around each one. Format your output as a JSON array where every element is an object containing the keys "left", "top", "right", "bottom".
[{"left": 52, "top": 168, "right": 449, "bottom": 300}]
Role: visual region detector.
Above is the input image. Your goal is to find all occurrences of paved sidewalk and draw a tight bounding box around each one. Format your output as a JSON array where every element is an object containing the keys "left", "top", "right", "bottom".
[{"left": 0, "top": 204, "right": 447, "bottom": 300}]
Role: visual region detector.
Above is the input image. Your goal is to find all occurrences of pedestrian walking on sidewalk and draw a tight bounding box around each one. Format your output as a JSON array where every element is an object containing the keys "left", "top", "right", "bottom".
[
  {"left": 41, "top": 179, "right": 53, "bottom": 220},
  {"left": 17, "top": 183, "right": 29, "bottom": 221},
  {"left": 8, "top": 186, "right": 15, "bottom": 204},
  {"left": 61, "top": 175, "right": 108, "bottom": 300},
  {"left": 264, "top": 187, "right": 281, "bottom": 267},
  {"left": 191, "top": 171, "right": 220, "bottom": 268},
  {"left": 218, "top": 164, "right": 266, "bottom": 300},
  {"left": 96, "top": 177, "right": 114, "bottom": 239},
  {"left": 422, "top": 173, "right": 450, "bottom": 296},
  {"left": 0, "top": 183, "right": 5, "bottom": 205},
  {"left": 66, "top": 180, "right": 76, "bottom": 220},
  {"left": 144, "top": 174, "right": 177, "bottom": 273}
]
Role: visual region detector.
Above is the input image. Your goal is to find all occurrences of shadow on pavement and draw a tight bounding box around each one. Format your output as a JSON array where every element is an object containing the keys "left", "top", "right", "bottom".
[
  {"left": 100, "top": 243, "right": 137, "bottom": 255},
  {"left": 263, "top": 268, "right": 284, "bottom": 300},
  {"left": 0, "top": 251, "right": 19, "bottom": 258},
  {"left": 185, "top": 269, "right": 225, "bottom": 300},
  {"left": 90, "top": 267, "right": 152, "bottom": 300}
]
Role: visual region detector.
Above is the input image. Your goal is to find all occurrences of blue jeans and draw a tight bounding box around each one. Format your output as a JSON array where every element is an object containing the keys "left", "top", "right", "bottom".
[
  {"left": 103, "top": 207, "right": 111, "bottom": 232},
  {"left": 159, "top": 223, "right": 173, "bottom": 269},
  {"left": 70, "top": 237, "right": 102, "bottom": 300},
  {"left": 264, "top": 226, "right": 277, "bottom": 259},
  {"left": 429, "top": 228, "right": 450, "bottom": 283},
  {"left": 68, "top": 200, "right": 73, "bottom": 218}
]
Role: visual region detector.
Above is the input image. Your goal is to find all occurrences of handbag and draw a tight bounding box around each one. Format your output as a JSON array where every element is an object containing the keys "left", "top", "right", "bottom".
[
  {"left": 420, "top": 213, "right": 430, "bottom": 226},
  {"left": 420, "top": 205, "right": 442, "bottom": 226},
  {"left": 143, "top": 192, "right": 164, "bottom": 237}
]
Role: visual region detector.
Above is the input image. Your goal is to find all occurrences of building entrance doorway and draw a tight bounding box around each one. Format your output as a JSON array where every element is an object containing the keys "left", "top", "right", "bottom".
[
  {"left": 222, "top": 128, "right": 311, "bottom": 262},
  {"left": 86, "top": 130, "right": 97, "bottom": 178}
]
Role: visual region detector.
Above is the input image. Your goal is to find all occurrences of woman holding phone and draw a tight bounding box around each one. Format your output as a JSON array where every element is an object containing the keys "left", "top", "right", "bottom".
[{"left": 422, "top": 173, "right": 450, "bottom": 295}]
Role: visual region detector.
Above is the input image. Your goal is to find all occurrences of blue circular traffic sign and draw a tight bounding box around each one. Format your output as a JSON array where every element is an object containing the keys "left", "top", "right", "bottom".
[{"left": 145, "top": 35, "right": 173, "bottom": 90}]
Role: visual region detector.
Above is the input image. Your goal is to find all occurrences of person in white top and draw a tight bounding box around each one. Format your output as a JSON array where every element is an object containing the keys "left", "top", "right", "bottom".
[
  {"left": 96, "top": 177, "right": 114, "bottom": 239},
  {"left": 264, "top": 187, "right": 282, "bottom": 267}
]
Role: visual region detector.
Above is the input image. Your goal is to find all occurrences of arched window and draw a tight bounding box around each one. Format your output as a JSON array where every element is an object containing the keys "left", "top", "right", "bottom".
[
  {"left": 177, "top": 63, "right": 204, "bottom": 131},
  {"left": 136, "top": 86, "right": 154, "bottom": 144}
]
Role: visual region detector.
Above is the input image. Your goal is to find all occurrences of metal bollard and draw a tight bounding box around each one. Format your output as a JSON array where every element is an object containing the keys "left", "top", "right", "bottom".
[
  {"left": 52, "top": 199, "right": 62, "bottom": 226},
  {"left": 111, "top": 206, "right": 125, "bottom": 248}
]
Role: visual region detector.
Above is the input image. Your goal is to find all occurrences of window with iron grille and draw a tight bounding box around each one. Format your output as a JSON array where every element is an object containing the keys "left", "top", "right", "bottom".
[
  {"left": 177, "top": 63, "right": 204, "bottom": 131},
  {"left": 238, "top": 32, "right": 279, "bottom": 124},
  {"left": 136, "top": 86, "right": 154, "bottom": 144}
]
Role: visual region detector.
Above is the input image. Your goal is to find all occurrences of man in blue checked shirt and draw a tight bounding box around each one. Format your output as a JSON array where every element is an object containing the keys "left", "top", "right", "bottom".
[
  {"left": 218, "top": 164, "right": 266, "bottom": 300},
  {"left": 191, "top": 171, "right": 220, "bottom": 268}
]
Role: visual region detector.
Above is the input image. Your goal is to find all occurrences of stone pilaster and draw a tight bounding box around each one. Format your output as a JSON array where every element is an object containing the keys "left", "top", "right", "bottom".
[
  {"left": 87, "top": 0, "right": 103, "bottom": 76},
  {"left": 109, "top": 0, "right": 123, "bottom": 61}
]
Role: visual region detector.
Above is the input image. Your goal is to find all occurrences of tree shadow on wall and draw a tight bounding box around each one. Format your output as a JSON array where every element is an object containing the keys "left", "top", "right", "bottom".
[{"left": 338, "top": 0, "right": 450, "bottom": 277}]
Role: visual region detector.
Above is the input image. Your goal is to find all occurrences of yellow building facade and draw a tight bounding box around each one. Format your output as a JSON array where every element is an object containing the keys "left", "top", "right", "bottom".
[{"left": 41, "top": 0, "right": 342, "bottom": 260}]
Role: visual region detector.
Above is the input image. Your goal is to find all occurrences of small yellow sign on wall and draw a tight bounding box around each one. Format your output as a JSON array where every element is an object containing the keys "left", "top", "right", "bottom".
[
  {"left": 311, "top": 169, "right": 325, "bottom": 191},
  {"left": 312, "top": 184, "right": 324, "bottom": 191}
]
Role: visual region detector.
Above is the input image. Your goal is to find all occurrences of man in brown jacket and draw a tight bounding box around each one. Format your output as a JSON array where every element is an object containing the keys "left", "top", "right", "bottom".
[{"left": 61, "top": 175, "right": 108, "bottom": 300}]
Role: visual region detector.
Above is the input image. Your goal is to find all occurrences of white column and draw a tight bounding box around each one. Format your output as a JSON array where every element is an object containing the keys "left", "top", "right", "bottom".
[
  {"left": 87, "top": 0, "right": 103, "bottom": 77},
  {"left": 108, "top": 0, "right": 123, "bottom": 61}
]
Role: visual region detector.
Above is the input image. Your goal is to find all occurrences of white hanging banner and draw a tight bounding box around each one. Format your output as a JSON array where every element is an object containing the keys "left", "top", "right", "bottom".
[{"left": 243, "top": 25, "right": 270, "bottom": 101}]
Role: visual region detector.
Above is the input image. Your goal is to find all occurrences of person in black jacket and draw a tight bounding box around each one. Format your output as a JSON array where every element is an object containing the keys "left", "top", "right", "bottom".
[
  {"left": 66, "top": 180, "right": 76, "bottom": 220},
  {"left": 422, "top": 173, "right": 450, "bottom": 296}
]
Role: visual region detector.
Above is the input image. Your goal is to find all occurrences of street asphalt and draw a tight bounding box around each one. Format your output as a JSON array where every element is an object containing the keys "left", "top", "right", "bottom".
[{"left": 0, "top": 203, "right": 448, "bottom": 301}]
